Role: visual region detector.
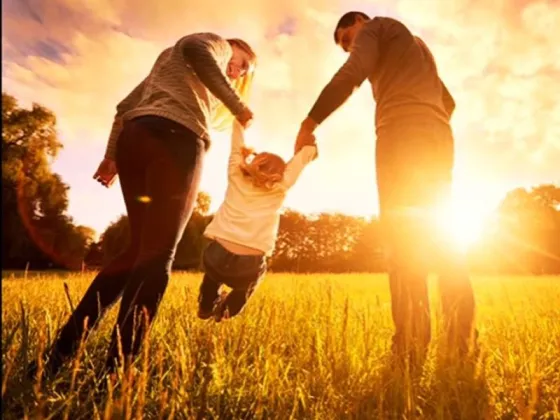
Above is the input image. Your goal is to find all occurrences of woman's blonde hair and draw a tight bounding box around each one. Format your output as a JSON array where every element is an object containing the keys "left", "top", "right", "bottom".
[
  {"left": 239, "top": 146, "right": 286, "bottom": 190},
  {"left": 212, "top": 38, "right": 257, "bottom": 131}
]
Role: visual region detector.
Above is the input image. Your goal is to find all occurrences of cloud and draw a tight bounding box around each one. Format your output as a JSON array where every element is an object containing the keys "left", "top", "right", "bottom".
[{"left": 2, "top": 0, "right": 559, "bottom": 235}]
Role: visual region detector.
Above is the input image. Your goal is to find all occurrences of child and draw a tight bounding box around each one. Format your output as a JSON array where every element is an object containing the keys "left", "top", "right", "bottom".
[{"left": 198, "top": 121, "right": 317, "bottom": 321}]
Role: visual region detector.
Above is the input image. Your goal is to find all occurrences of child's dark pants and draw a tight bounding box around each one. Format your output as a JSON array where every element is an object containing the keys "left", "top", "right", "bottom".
[{"left": 198, "top": 240, "right": 267, "bottom": 318}]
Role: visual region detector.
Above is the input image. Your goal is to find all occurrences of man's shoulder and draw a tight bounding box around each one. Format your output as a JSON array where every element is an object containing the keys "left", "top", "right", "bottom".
[{"left": 366, "top": 16, "right": 410, "bottom": 35}]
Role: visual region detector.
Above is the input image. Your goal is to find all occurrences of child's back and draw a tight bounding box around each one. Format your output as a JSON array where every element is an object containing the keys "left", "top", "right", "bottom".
[{"left": 204, "top": 122, "right": 317, "bottom": 256}]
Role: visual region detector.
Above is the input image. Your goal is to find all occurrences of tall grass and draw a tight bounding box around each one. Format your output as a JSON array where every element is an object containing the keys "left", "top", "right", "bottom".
[{"left": 2, "top": 272, "right": 560, "bottom": 419}]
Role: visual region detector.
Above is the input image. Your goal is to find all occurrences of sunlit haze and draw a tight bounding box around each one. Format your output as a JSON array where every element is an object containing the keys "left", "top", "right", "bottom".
[{"left": 3, "top": 0, "right": 559, "bottom": 239}]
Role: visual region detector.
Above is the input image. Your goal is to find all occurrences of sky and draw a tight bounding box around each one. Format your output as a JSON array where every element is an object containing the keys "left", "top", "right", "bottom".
[{"left": 2, "top": 0, "right": 560, "bottom": 238}]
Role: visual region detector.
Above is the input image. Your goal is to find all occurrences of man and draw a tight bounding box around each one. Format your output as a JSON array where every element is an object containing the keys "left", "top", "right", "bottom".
[{"left": 296, "top": 12, "right": 476, "bottom": 362}]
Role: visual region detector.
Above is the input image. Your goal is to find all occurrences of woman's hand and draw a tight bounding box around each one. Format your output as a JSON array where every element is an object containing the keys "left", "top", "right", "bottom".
[
  {"left": 236, "top": 107, "right": 254, "bottom": 129},
  {"left": 93, "top": 158, "right": 118, "bottom": 188}
]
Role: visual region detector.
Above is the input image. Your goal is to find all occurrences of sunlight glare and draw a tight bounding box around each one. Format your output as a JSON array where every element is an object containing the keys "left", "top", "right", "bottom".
[{"left": 435, "top": 197, "right": 488, "bottom": 251}]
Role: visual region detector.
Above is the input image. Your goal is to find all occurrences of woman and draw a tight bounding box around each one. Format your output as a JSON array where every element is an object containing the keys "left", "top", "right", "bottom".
[{"left": 37, "top": 32, "right": 257, "bottom": 376}]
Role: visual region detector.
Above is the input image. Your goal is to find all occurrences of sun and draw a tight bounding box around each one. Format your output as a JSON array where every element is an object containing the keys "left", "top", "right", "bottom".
[{"left": 434, "top": 196, "right": 490, "bottom": 251}]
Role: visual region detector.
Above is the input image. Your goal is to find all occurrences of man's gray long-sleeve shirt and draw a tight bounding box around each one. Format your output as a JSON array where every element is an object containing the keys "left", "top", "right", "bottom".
[{"left": 308, "top": 17, "right": 455, "bottom": 132}]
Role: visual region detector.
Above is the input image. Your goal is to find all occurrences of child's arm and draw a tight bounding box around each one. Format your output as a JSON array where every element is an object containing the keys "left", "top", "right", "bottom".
[
  {"left": 228, "top": 121, "right": 246, "bottom": 173},
  {"left": 281, "top": 145, "right": 318, "bottom": 189}
]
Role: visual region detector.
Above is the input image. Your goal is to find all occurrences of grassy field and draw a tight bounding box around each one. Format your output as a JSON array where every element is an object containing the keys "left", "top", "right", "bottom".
[{"left": 2, "top": 272, "right": 560, "bottom": 419}]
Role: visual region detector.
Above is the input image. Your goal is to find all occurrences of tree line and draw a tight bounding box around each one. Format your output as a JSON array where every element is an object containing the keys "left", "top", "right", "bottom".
[
  {"left": 2, "top": 93, "right": 94, "bottom": 270},
  {"left": 3, "top": 92, "right": 560, "bottom": 274}
]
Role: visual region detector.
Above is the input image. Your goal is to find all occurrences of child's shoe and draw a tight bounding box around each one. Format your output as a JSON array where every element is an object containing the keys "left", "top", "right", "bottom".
[{"left": 213, "top": 290, "right": 230, "bottom": 322}]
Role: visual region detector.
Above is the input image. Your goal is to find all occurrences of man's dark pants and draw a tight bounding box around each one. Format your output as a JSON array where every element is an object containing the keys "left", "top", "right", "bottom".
[{"left": 375, "top": 122, "right": 476, "bottom": 360}]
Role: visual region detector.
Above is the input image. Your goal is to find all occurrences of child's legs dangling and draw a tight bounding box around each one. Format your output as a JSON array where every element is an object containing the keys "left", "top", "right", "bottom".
[
  {"left": 219, "top": 277, "right": 262, "bottom": 319},
  {"left": 202, "top": 240, "right": 266, "bottom": 320},
  {"left": 198, "top": 273, "right": 222, "bottom": 318}
]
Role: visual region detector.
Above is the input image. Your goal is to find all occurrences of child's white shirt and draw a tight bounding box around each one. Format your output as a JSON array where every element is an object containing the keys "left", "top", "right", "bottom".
[{"left": 204, "top": 122, "right": 317, "bottom": 256}]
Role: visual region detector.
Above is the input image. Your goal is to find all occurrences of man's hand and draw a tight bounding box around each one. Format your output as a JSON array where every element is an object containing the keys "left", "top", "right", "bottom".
[
  {"left": 294, "top": 117, "right": 318, "bottom": 153},
  {"left": 236, "top": 107, "right": 254, "bottom": 129},
  {"left": 93, "top": 158, "right": 118, "bottom": 188}
]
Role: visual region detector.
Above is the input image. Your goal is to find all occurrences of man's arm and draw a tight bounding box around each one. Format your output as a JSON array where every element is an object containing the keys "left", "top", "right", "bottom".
[
  {"left": 178, "top": 34, "right": 247, "bottom": 118},
  {"left": 307, "top": 21, "right": 381, "bottom": 127},
  {"left": 294, "top": 20, "right": 381, "bottom": 153}
]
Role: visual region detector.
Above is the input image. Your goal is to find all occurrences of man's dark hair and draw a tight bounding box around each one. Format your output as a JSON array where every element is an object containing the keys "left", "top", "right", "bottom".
[{"left": 334, "top": 11, "right": 370, "bottom": 43}]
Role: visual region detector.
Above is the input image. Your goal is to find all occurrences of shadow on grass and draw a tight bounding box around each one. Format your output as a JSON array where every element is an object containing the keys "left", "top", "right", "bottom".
[
  {"left": 421, "top": 342, "right": 490, "bottom": 420},
  {"left": 346, "top": 345, "right": 489, "bottom": 419}
]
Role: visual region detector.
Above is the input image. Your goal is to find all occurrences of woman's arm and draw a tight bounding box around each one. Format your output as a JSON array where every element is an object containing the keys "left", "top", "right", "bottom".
[
  {"left": 104, "top": 78, "right": 147, "bottom": 160},
  {"left": 178, "top": 34, "right": 248, "bottom": 118}
]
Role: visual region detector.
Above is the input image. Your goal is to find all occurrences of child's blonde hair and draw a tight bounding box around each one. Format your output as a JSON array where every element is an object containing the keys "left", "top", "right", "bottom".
[{"left": 239, "top": 146, "right": 286, "bottom": 190}]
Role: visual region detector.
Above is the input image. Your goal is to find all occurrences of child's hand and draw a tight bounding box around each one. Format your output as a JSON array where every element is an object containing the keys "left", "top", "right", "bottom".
[
  {"left": 295, "top": 132, "right": 317, "bottom": 154},
  {"left": 294, "top": 117, "right": 318, "bottom": 153},
  {"left": 241, "top": 146, "right": 256, "bottom": 159},
  {"left": 311, "top": 144, "right": 319, "bottom": 161},
  {"left": 294, "top": 134, "right": 319, "bottom": 161}
]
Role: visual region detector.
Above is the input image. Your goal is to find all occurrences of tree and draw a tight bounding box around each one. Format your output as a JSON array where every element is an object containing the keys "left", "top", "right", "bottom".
[
  {"left": 2, "top": 92, "right": 93, "bottom": 269},
  {"left": 99, "top": 215, "right": 130, "bottom": 266},
  {"left": 350, "top": 219, "right": 385, "bottom": 272},
  {"left": 84, "top": 241, "right": 104, "bottom": 268},
  {"left": 194, "top": 191, "right": 211, "bottom": 215},
  {"left": 271, "top": 210, "right": 312, "bottom": 271},
  {"left": 311, "top": 213, "right": 368, "bottom": 271},
  {"left": 270, "top": 211, "right": 378, "bottom": 272},
  {"left": 474, "top": 184, "right": 560, "bottom": 274},
  {"left": 174, "top": 192, "right": 213, "bottom": 270}
]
